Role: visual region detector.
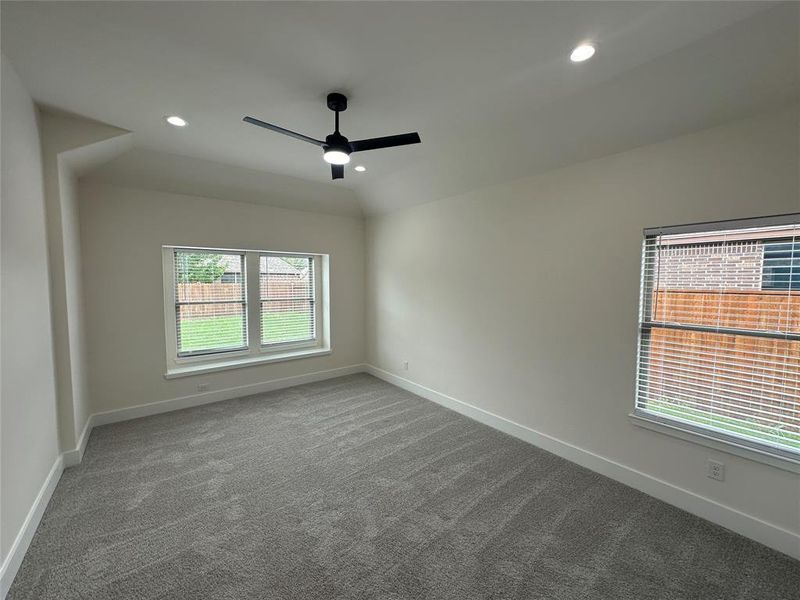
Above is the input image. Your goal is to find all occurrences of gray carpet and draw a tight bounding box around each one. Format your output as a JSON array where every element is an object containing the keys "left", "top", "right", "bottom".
[{"left": 8, "top": 374, "right": 800, "bottom": 599}]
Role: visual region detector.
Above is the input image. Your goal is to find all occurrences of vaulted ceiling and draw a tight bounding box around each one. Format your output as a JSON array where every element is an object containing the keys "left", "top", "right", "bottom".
[{"left": 2, "top": 1, "right": 797, "bottom": 215}]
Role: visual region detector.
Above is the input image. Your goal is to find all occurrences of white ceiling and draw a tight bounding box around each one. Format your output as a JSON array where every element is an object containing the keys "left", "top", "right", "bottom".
[{"left": 2, "top": 1, "right": 798, "bottom": 215}]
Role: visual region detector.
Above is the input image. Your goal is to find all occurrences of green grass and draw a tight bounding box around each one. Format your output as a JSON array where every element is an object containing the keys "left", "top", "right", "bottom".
[
  {"left": 261, "top": 312, "right": 314, "bottom": 345},
  {"left": 645, "top": 399, "right": 800, "bottom": 451},
  {"left": 179, "top": 312, "right": 313, "bottom": 353}
]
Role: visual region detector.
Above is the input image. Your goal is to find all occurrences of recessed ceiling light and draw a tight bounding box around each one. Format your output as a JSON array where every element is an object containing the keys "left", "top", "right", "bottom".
[
  {"left": 570, "top": 43, "right": 596, "bottom": 63},
  {"left": 165, "top": 115, "right": 188, "bottom": 127},
  {"left": 354, "top": 165, "right": 366, "bottom": 172}
]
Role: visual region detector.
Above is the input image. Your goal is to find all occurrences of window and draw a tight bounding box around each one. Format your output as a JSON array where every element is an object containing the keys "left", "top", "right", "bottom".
[
  {"left": 260, "top": 255, "right": 315, "bottom": 346},
  {"left": 763, "top": 240, "right": 800, "bottom": 290},
  {"left": 163, "top": 246, "right": 329, "bottom": 376},
  {"left": 174, "top": 250, "right": 247, "bottom": 356},
  {"left": 634, "top": 215, "right": 799, "bottom": 465}
]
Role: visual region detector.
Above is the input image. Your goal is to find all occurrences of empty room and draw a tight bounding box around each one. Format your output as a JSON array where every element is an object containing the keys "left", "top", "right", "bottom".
[{"left": 2, "top": 1, "right": 799, "bottom": 598}]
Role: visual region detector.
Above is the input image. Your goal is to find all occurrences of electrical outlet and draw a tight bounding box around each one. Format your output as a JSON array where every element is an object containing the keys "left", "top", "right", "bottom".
[
  {"left": 402, "top": 361, "right": 409, "bottom": 371},
  {"left": 707, "top": 460, "right": 725, "bottom": 481},
  {"left": 197, "top": 383, "right": 209, "bottom": 392}
]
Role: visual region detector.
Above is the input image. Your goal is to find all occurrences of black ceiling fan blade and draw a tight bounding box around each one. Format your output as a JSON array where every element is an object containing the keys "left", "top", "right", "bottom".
[
  {"left": 331, "top": 164, "right": 344, "bottom": 180},
  {"left": 243, "top": 116, "right": 325, "bottom": 147},
  {"left": 349, "top": 132, "right": 421, "bottom": 153}
]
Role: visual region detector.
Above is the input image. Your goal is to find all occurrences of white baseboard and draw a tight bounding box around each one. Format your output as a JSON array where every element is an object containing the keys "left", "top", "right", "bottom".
[
  {"left": 62, "top": 416, "right": 93, "bottom": 467},
  {"left": 65, "top": 364, "right": 365, "bottom": 459},
  {"left": 91, "top": 363, "right": 365, "bottom": 427},
  {"left": 0, "top": 455, "right": 63, "bottom": 598},
  {"left": 364, "top": 365, "right": 800, "bottom": 560},
  {"left": 59, "top": 363, "right": 363, "bottom": 469}
]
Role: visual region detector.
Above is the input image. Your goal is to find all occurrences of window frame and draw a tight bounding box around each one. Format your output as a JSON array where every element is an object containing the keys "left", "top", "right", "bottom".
[
  {"left": 258, "top": 252, "right": 321, "bottom": 352},
  {"left": 631, "top": 213, "right": 800, "bottom": 473},
  {"left": 162, "top": 246, "right": 330, "bottom": 378}
]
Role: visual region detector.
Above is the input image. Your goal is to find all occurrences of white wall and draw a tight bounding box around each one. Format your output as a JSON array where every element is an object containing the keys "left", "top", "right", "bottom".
[
  {"left": 79, "top": 182, "right": 365, "bottom": 414},
  {"left": 366, "top": 108, "right": 800, "bottom": 544},
  {"left": 0, "top": 56, "right": 60, "bottom": 562}
]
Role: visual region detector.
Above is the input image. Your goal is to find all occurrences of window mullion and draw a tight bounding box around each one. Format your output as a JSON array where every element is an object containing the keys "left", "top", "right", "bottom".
[
  {"left": 245, "top": 251, "right": 261, "bottom": 355},
  {"left": 312, "top": 255, "right": 320, "bottom": 341}
]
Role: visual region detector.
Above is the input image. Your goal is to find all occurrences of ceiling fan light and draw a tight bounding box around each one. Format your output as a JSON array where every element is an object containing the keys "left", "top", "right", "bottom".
[{"left": 323, "top": 149, "right": 351, "bottom": 165}]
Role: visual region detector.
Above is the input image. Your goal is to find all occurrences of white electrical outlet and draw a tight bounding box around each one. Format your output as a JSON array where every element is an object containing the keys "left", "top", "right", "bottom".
[
  {"left": 402, "top": 361, "right": 409, "bottom": 371},
  {"left": 197, "top": 383, "right": 209, "bottom": 392},
  {"left": 707, "top": 459, "right": 725, "bottom": 481}
]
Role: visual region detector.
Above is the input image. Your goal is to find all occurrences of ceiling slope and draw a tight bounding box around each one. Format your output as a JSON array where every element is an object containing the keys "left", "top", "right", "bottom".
[{"left": 84, "top": 148, "right": 362, "bottom": 217}]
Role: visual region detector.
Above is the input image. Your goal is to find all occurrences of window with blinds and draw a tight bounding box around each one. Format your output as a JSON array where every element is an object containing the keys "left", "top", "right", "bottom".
[
  {"left": 763, "top": 240, "right": 800, "bottom": 290},
  {"left": 635, "top": 216, "right": 799, "bottom": 460},
  {"left": 260, "top": 254, "right": 315, "bottom": 346},
  {"left": 174, "top": 250, "right": 247, "bottom": 356},
  {"left": 164, "top": 246, "right": 327, "bottom": 372}
]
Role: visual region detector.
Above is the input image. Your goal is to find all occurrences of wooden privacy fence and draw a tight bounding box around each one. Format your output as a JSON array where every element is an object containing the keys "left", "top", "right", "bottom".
[
  {"left": 177, "top": 275, "right": 311, "bottom": 318},
  {"left": 653, "top": 289, "right": 800, "bottom": 333},
  {"left": 646, "top": 289, "right": 799, "bottom": 432}
]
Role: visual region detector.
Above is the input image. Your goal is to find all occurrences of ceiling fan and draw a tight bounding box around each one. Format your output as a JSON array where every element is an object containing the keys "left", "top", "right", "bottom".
[{"left": 243, "top": 93, "right": 421, "bottom": 180}]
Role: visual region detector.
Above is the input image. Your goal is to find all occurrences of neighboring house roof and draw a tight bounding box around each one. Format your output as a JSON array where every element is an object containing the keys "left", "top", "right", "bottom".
[
  {"left": 262, "top": 256, "right": 305, "bottom": 276},
  {"left": 220, "top": 254, "right": 243, "bottom": 273},
  {"left": 219, "top": 253, "right": 304, "bottom": 276}
]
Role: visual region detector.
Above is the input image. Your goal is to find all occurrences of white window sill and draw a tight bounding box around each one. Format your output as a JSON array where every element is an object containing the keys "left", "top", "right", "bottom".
[
  {"left": 165, "top": 347, "right": 331, "bottom": 379},
  {"left": 629, "top": 411, "right": 800, "bottom": 474}
]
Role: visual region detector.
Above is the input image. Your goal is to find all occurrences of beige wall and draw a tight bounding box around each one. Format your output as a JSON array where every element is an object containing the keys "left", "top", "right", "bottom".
[
  {"left": 366, "top": 108, "right": 800, "bottom": 538},
  {"left": 79, "top": 182, "right": 365, "bottom": 414},
  {"left": 38, "top": 111, "right": 130, "bottom": 451},
  {"left": 0, "top": 56, "right": 60, "bottom": 560}
]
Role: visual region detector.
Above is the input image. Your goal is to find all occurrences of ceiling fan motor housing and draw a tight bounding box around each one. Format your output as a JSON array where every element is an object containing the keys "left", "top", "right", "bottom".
[
  {"left": 327, "top": 92, "right": 348, "bottom": 112},
  {"left": 325, "top": 132, "right": 351, "bottom": 154},
  {"left": 325, "top": 93, "right": 350, "bottom": 157}
]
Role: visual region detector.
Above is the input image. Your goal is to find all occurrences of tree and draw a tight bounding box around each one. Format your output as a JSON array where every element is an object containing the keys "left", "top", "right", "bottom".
[
  {"left": 281, "top": 256, "right": 311, "bottom": 271},
  {"left": 177, "top": 253, "right": 228, "bottom": 283}
]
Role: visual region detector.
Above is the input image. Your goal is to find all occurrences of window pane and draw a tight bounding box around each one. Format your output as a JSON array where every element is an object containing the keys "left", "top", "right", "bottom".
[
  {"left": 260, "top": 255, "right": 315, "bottom": 345},
  {"left": 175, "top": 252, "right": 244, "bottom": 302},
  {"left": 637, "top": 222, "right": 800, "bottom": 455},
  {"left": 177, "top": 303, "right": 247, "bottom": 354},
  {"left": 261, "top": 299, "right": 315, "bottom": 344},
  {"left": 174, "top": 251, "right": 247, "bottom": 355},
  {"left": 763, "top": 240, "right": 800, "bottom": 290},
  {"left": 639, "top": 328, "right": 800, "bottom": 451},
  {"left": 648, "top": 237, "right": 798, "bottom": 334}
]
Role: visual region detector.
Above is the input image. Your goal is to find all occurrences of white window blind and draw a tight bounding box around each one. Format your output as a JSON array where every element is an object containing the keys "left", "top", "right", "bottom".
[
  {"left": 174, "top": 250, "right": 247, "bottom": 356},
  {"left": 635, "top": 219, "right": 799, "bottom": 459},
  {"left": 260, "top": 254, "right": 316, "bottom": 346}
]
